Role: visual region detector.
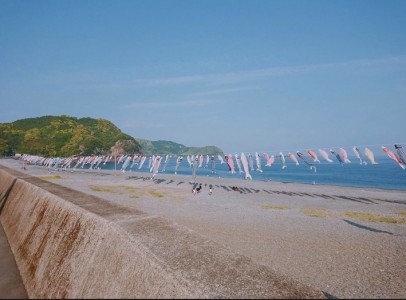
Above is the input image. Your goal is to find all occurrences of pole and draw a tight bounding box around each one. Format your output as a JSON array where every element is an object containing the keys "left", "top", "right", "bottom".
[{"left": 114, "top": 155, "right": 117, "bottom": 176}]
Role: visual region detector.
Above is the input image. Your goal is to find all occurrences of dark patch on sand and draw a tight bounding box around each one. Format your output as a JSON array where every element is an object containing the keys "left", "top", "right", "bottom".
[
  {"left": 343, "top": 219, "right": 393, "bottom": 235},
  {"left": 334, "top": 195, "right": 373, "bottom": 204},
  {"left": 220, "top": 185, "right": 231, "bottom": 191}
]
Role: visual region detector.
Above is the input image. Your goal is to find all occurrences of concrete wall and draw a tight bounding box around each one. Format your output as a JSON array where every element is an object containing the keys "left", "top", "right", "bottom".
[
  {"left": 0, "top": 169, "right": 196, "bottom": 298},
  {"left": 0, "top": 167, "right": 325, "bottom": 299}
]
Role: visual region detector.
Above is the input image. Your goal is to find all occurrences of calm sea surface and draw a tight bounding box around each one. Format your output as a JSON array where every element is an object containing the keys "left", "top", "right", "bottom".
[{"left": 99, "top": 155, "right": 406, "bottom": 191}]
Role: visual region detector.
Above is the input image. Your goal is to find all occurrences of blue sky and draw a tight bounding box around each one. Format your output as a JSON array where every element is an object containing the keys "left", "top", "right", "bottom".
[{"left": 1, "top": 0, "right": 405, "bottom": 154}]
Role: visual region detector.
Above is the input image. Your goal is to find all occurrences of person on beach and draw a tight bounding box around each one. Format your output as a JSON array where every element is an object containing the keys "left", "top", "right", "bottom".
[
  {"left": 192, "top": 188, "right": 197, "bottom": 195},
  {"left": 196, "top": 183, "right": 202, "bottom": 193},
  {"left": 209, "top": 186, "right": 213, "bottom": 195}
]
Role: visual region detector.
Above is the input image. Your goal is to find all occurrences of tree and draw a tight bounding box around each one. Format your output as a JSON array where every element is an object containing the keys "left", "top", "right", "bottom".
[
  {"left": 22, "top": 128, "right": 43, "bottom": 155},
  {"left": 111, "top": 140, "right": 125, "bottom": 158},
  {"left": 0, "top": 139, "right": 8, "bottom": 156}
]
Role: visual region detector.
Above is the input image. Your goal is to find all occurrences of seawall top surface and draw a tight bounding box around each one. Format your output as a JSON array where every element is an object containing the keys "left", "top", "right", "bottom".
[{"left": 0, "top": 161, "right": 328, "bottom": 299}]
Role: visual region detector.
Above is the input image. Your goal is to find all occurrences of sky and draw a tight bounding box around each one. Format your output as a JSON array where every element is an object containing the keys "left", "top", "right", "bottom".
[{"left": 1, "top": 0, "right": 405, "bottom": 154}]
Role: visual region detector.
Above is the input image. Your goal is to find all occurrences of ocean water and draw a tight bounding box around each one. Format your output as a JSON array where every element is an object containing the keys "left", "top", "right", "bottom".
[{"left": 98, "top": 155, "right": 406, "bottom": 191}]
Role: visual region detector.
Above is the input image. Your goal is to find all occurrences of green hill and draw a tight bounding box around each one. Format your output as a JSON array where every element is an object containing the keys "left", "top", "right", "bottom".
[
  {"left": 0, "top": 115, "right": 224, "bottom": 157},
  {"left": 0, "top": 115, "right": 140, "bottom": 157},
  {"left": 136, "top": 139, "right": 223, "bottom": 155}
]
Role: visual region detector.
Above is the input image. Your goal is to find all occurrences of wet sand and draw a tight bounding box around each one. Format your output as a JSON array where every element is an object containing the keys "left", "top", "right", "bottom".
[{"left": 1, "top": 158, "right": 406, "bottom": 298}]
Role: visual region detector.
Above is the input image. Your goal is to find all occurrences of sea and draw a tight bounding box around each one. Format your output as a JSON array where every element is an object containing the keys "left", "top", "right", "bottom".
[{"left": 98, "top": 154, "right": 406, "bottom": 191}]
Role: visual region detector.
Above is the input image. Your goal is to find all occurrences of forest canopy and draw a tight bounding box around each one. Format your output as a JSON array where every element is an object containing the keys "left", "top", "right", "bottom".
[
  {"left": 0, "top": 115, "right": 224, "bottom": 157},
  {"left": 0, "top": 115, "right": 140, "bottom": 157}
]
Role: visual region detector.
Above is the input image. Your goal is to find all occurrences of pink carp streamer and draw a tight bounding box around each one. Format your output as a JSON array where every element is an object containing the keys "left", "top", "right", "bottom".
[
  {"left": 198, "top": 155, "right": 204, "bottom": 168},
  {"left": 149, "top": 155, "right": 156, "bottom": 172},
  {"left": 103, "top": 155, "right": 111, "bottom": 165},
  {"left": 263, "top": 152, "right": 275, "bottom": 167},
  {"left": 382, "top": 146, "right": 405, "bottom": 170},
  {"left": 265, "top": 155, "right": 275, "bottom": 167},
  {"left": 138, "top": 156, "right": 147, "bottom": 169},
  {"left": 288, "top": 152, "right": 299, "bottom": 165},
  {"left": 150, "top": 155, "right": 161, "bottom": 174},
  {"left": 117, "top": 155, "right": 125, "bottom": 164},
  {"left": 130, "top": 155, "right": 139, "bottom": 169},
  {"left": 121, "top": 156, "right": 132, "bottom": 172},
  {"left": 226, "top": 154, "right": 236, "bottom": 174},
  {"left": 318, "top": 149, "right": 333, "bottom": 163},
  {"left": 339, "top": 148, "right": 351, "bottom": 163},
  {"left": 364, "top": 148, "right": 379, "bottom": 164},
  {"left": 240, "top": 152, "right": 252, "bottom": 180},
  {"left": 307, "top": 149, "right": 320, "bottom": 163}
]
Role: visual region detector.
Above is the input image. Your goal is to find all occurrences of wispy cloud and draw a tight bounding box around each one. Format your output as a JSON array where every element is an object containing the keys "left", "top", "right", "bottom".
[
  {"left": 86, "top": 55, "right": 406, "bottom": 91},
  {"left": 187, "top": 85, "right": 260, "bottom": 97},
  {"left": 132, "top": 55, "right": 406, "bottom": 88},
  {"left": 121, "top": 99, "right": 216, "bottom": 109}
]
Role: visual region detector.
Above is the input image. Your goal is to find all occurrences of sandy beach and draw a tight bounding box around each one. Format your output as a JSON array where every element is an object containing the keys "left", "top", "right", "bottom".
[{"left": 1, "top": 158, "right": 405, "bottom": 299}]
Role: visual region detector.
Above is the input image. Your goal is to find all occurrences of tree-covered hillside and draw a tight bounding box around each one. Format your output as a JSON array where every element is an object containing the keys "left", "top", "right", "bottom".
[
  {"left": 136, "top": 139, "right": 223, "bottom": 155},
  {"left": 0, "top": 115, "right": 224, "bottom": 157},
  {"left": 0, "top": 115, "right": 141, "bottom": 157}
]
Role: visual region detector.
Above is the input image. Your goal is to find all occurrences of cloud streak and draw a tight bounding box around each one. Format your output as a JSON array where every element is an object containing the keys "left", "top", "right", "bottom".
[
  {"left": 187, "top": 85, "right": 260, "bottom": 97},
  {"left": 121, "top": 99, "right": 216, "bottom": 109},
  {"left": 133, "top": 55, "right": 406, "bottom": 88}
]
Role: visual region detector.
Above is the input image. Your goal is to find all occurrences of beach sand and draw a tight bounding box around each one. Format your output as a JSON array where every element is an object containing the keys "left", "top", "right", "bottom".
[{"left": 1, "top": 158, "right": 405, "bottom": 298}]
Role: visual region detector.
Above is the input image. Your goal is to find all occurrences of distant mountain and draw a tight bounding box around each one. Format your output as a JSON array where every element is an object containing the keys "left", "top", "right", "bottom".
[
  {"left": 0, "top": 115, "right": 140, "bottom": 157},
  {"left": 136, "top": 138, "right": 224, "bottom": 155},
  {"left": 0, "top": 115, "right": 224, "bottom": 157}
]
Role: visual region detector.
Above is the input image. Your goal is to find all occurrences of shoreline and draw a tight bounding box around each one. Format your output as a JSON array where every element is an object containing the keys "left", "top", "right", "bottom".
[
  {"left": 1, "top": 158, "right": 405, "bottom": 298},
  {"left": 14, "top": 155, "right": 406, "bottom": 191},
  {"left": 18, "top": 157, "right": 406, "bottom": 192}
]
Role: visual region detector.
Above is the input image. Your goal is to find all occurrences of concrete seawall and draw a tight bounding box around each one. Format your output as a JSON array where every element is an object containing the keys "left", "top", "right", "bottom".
[{"left": 0, "top": 166, "right": 325, "bottom": 298}]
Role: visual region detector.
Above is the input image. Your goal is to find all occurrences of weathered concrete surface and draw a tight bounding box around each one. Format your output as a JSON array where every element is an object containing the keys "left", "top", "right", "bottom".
[
  {"left": 0, "top": 223, "right": 28, "bottom": 299},
  {"left": 0, "top": 165, "right": 325, "bottom": 298}
]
